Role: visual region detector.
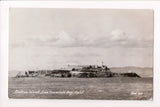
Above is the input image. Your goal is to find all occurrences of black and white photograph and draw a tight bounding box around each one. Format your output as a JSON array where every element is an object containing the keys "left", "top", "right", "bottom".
[{"left": 8, "top": 8, "right": 153, "bottom": 100}]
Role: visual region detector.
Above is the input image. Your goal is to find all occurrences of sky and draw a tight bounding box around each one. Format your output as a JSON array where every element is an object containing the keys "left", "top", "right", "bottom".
[{"left": 9, "top": 8, "right": 153, "bottom": 71}]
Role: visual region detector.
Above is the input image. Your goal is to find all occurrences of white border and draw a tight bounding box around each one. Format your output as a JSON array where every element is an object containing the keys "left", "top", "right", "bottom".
[{"left": 1, "top": 1, "right": 160, "bottom": 107}]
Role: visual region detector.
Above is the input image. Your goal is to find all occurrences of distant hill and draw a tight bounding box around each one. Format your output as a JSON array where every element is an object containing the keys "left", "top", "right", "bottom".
[
  {"left": 9, "top": 70, "right": 24, "bottom": 77},
  {"left": 110, "top": 67, "right": 153, "bottom": 77}
]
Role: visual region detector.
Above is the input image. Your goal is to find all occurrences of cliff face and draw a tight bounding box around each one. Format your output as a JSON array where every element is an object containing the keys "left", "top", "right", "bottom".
[
  {"left": 70, "top": 66, "right": 141, "bottom": 78},
  {"left": 111, "top": 72, "right": 141, "bottom": 78},
  {"left": 110, "top": 67, "right": 153, "bottom": 77}
]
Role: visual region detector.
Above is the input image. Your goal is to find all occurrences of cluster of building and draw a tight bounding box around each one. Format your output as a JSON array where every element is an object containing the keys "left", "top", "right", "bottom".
[{"left": 16, "top": 65, "right": 141, "bottom": 78}]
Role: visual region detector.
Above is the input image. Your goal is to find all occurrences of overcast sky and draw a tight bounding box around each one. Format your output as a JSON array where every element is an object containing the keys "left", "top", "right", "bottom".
[{"left": 9, "top": 8, "right": 153, "bottom": 71}]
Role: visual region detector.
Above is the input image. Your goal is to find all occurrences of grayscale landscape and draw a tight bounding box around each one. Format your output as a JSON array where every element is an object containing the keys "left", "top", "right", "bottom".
[{"left": 9, "top": 8, "right": 153, "bottom": 100}]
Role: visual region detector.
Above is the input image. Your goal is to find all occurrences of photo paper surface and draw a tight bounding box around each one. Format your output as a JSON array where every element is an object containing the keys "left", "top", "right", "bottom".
[{"left": 9, "top": 8, "right": 153, "bottom": 100}]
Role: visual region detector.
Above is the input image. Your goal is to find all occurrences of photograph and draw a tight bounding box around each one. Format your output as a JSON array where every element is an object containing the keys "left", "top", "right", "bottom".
[{"left": 8, "top": 8, "right": 153, "bottom": 100}]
